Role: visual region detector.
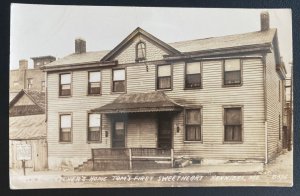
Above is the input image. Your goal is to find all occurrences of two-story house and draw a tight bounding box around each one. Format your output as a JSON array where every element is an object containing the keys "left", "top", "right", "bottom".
[{"left": 41, "top": 11, "right": 287, "bottom": 170}]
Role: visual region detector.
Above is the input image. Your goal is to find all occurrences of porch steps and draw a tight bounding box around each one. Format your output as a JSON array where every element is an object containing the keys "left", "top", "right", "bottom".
[{"left": 74, "top": 159, "right": 93, "bottom": 172}]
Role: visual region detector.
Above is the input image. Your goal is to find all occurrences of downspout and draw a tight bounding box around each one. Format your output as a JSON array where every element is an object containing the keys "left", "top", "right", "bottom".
[
  {"left": 263, "top": 54, "right": 268, "bottom": 164},
  {"left": 45, "top": 72, "right": 49, "bottom": 169}
]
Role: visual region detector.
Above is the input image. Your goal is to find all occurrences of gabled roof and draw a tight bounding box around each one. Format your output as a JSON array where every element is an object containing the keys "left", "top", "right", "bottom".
[
  {"left": 42, "top": 27, "right": 278, "bottom": 70},
  {"left": 91, "top": 91, "right": 182, "bottom": 114},
  {"left": 100, "top": 27, "right": 181, "bottom": 62},
  {"left": 9, "top": 89, "right": 45, "bottom": 109}
]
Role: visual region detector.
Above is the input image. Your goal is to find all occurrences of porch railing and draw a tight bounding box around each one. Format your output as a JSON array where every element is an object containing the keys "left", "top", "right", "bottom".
[{"left": 92, "top": 148, "right": 174, "bottom": 170}]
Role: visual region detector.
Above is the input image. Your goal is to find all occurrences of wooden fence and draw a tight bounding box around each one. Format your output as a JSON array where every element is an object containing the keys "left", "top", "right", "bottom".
[{"left": 92, "top": 148, "right": 173, "bottom": 170}]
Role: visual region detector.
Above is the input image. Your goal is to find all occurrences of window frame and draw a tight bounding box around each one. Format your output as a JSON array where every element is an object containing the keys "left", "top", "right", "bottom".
[
  {"left": 59, "top": 72, "right": 72, "bottom": 97},
  {"left": 27, "top": 78, "right": 33, "bottom": 89},
  {"left": 111, "top": 68, "right": 126, "bottom": 93},
  {"left": 135, "top": 41, "right": 146, "bottom": 62},
  {"left": 223, "top": 105, "right": 243, "bottom": 144},
  {"left": 184, "top": 107, "right": 202, "bottom": 142},
  {"left": 222, "top": 59, "right": 243, "bottom": 87},
  {"left": 87, "top": 113, "right": 102, "bottom": 143},
  {"left": 59, "top": 113, "right": 72, "bottom": 143},
  {"left": 156, "top": 64, "right": 173, "bottom": 91},
  {"left": 184, "top": 61, "right": 203, "bottom": 90},
  {"left": 87, "top": 71, "right": 102, "bottom": 96},
  {"left": 41, "top": 81, "right": 45, "bottom": 91}
]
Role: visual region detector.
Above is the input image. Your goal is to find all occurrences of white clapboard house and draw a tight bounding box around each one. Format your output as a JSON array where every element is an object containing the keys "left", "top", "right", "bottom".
[{"left": 41, "top": 11, "right": 287, "bottom": 171}]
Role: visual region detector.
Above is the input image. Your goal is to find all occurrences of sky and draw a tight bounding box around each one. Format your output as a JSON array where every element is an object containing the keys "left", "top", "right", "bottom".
[{"left": 10, "top": 4, "right": 292, "bottom": 74}]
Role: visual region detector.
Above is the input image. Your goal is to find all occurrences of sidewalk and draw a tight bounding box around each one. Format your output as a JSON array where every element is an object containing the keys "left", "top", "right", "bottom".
[
  {"left": 10, "top": 150, "right": 293, "bottom": 188},
  {"left": 11, "top": 161, "right": 264, "bottom": 177}
]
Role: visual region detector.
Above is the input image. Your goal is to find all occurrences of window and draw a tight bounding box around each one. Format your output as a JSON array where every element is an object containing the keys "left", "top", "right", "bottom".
[
  {"left": 88, "top": 71, "right": 101, "bottom": 95},
  {"left": 27, "top": 78, "right": 33, "bottom": 89},
  {"left": 185, "top": 62, "right": 201, "bottom": 88},
  {"left": 59, "top": 73, "right": 71, "bottom": 96},
  {"left": 88, "top": 113, "right": 101, "bottom": 142},
  {"left": 41, "top": 81, "right": 45, "bottom": 91},
  {"left": 136, "top": 42, "right": 146, "bottom": 62},
  {"left": 185, "top": 109, "right": 201, "bottom": 141},
  {"left": 112, "top": 69, "right": 125, "bottom": 92},
  {"left": 157, "top": 65, "right": 171, "bottom": 90},
  {"left": 59, "top": 114, "right": 72, "bottom": 142},
  {"left": 224, "top": 59, "right": 241, "bottom": 85},
  {"left": 224, "top": 107, "right": 242, "bottom": 142}
]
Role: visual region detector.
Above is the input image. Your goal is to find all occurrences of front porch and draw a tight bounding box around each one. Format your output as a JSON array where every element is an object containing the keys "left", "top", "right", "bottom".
[{"left": 91, "top": 148, "right": 174, "bottom": 171}]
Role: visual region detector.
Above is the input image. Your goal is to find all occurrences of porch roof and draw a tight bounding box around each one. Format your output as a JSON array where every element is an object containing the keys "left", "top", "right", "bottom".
[{"left": 91, "top": 91, "right": 183, "bottom": 114}]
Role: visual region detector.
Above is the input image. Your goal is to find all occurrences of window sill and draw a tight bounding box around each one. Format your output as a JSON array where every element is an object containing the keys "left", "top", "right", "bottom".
[
  {"left": 59, "top": 141, "right": 72, "bottom": 144},
  {"left": 87, "top": 94, "right": 102, "bottom": 96},
  {"left": 184, "top": 87, "right": 202, "bottom": 90},
  {"left": 87, "top": 141, "right": 102, "bottom": 144},
  {"left": 222, "top": 84, "right": 242, "bottom": 88},
  {"left": 184, "top": 141, "right": 203, "bottom": 144},
  {"left": 59, "top": 95, "right": 72, "bottom": 98},
  {"left": 111, "top": 91, "right": 126, "bottom": 95},
  {"left": 223, "top": 141, "right": 243, "bottom": 144},
  {"left": 156, "top": 88, "right": 172, "bottom": 91}
]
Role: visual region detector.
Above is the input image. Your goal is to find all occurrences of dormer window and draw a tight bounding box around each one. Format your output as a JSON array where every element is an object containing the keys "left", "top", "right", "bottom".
[{"left": 136, "top": 42, "right": 146, "bottom": 62}]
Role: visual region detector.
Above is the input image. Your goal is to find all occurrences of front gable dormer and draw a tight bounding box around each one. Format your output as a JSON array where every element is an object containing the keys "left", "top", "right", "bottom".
[{"left": 100, "top": 27, "right": 181, "bottom": 64}]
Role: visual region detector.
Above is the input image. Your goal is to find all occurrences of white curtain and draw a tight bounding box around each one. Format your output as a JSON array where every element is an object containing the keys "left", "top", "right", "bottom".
[
  {"left": 186, "top": 62, "right": 201, "bottom": 74},
  {"left": 60, "top": 74, "right": 71, "bottom": 84},
  {"left": 89, "top": 72, "right": 101, "bottom": 82},
  {"left": 113, "top": 69, "right": 125, "bottom": 81},
  {"left": 60, "top": 115, "right": 71, "bottom": 129},
  {"left": 158, "top": 65, "right": 171, "bottom": 77},
  {"left": 89, "top": 114, "right": 101, "bottom": 127},
  {"left": 225, "top": 59, "right": 240, "bottom": 71}
]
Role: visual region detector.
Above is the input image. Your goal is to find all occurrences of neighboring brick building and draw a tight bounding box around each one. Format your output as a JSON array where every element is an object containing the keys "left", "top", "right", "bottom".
[{"left": 10, "top": 56, "right": 56, "bottom": 101}]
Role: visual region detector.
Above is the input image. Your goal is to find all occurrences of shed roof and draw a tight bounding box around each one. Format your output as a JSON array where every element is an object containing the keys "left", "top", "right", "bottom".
[
  {"left": 91, "top": 91, "right": 183, "bottom": 114},
  {"left": 10, "top": 115, "right": 46, "bottom": 140}
]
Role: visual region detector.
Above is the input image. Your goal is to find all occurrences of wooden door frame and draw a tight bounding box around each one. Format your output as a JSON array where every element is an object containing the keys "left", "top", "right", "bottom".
[
  {"left": 157, "top": 112, "right": 173, "bottom": 149},
  {"left": 111, "top": 115, "right": 127, "bottom": 148}
]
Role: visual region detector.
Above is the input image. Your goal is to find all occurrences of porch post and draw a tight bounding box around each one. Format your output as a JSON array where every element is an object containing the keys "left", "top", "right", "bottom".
[
  {"left": 171, "top": 148, "right": 174, "bottom": 168},
  {"left": 129, "top": 148, "right": 132, "bottom": 170}
]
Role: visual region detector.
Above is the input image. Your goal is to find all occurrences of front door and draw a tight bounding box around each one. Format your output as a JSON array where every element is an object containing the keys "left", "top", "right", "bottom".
[
  {"left": 112, "top": 120, "right": 126, "bottom": 148},
  {"left": 158, "top": 113, "right": 172, "bottom": 149}
]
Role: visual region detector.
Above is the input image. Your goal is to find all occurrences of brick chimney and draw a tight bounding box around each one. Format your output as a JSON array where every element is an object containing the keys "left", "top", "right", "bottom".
[
  {"left": 75, "top": 38, "right": 86, "bottom": 54},
  {"left": 260, "top": 11, "right": 270, "bottom": 31},
  {"left": 19, "top": 59, "right": 28, "bottom": 70}
]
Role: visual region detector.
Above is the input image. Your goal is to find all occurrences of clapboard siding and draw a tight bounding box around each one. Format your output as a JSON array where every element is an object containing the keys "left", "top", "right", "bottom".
[
  {"left": 167, "top": 58, "right": 265, "bottom": 160},
  {"left": 47, "top": 56, "right": 266, "bottom": 169},
  {"left": 265, "top": 52, "right": 283, "bottom": 161},
  {"left": 126, "top": 113, "right": 157, "bottom": 148},
  {"left": 115, "top": 36, "right": 168, "bottom": 64}
]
